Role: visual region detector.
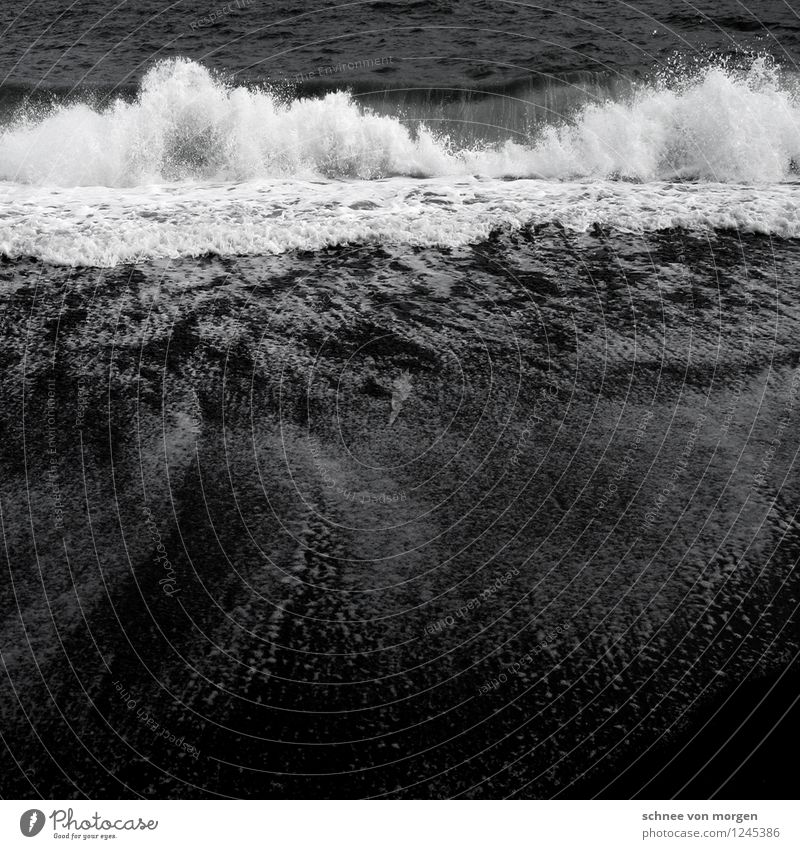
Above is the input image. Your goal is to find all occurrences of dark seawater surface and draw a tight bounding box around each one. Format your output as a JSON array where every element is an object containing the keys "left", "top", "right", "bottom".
[{"left": 2, "top": 0, "right": 799, "bottom": 89}]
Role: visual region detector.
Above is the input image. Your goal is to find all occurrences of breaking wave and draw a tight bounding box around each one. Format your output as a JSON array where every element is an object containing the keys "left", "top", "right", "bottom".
[{"left": 1, "top": 57, "right": 799, "bottom": 186}]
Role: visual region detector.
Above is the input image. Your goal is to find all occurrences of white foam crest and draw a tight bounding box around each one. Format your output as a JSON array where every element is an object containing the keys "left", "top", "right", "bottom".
[
  {"left": 2, "top": 178, "right": 798, "bottom": 266},
  {"left": 513, "top": 59, "right": 800, "bottom": 182},
  {"left": 0, "top": 59, "right": 452, "bottom": 185},
  {"left": 1, "top": 58, "right": 800, "bottom": 186}
]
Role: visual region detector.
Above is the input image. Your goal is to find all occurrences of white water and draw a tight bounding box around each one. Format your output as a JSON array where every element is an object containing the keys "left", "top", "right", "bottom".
[
  {"left": 2, "top": 178, "right": 798, "bottom": 266},
  {"left": 1, "top": 57, "right": 799, "bottom": 185},
  {"left": 1, "top": 58, "right": 799, "bottom": 264}
]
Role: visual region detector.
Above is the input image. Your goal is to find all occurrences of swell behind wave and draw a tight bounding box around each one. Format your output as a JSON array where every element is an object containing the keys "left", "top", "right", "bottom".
[
  {"left": 1, "top": 57, "right": 799, "bottom": 185},
  {"left": 2, "top": 179, "right": 798, "bottom": 266}
]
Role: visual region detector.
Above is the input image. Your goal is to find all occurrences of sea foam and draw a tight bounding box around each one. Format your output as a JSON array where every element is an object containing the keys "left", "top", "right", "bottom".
[
  {"left": 2, "top": 178, "right": 798, "bottom": 266},
  {"left": 1, "top": 57, "right": 799, "bottom": 186}
]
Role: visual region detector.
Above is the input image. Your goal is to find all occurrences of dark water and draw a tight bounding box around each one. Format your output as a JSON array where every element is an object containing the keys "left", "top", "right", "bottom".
[
  {"left": 1, "top": 229, "right": 798, "bottom": 797},
  {"left": 2, "top": 0, "right": 798, "bottom": 90}
]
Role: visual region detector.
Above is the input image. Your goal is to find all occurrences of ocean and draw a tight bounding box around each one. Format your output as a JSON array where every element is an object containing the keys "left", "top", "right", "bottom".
[{"left": 1, "top": 0, "right": 799, "bottom": 799}]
